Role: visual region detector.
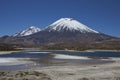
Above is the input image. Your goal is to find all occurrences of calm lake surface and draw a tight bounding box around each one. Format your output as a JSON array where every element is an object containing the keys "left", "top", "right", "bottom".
[
  {"left": 0, "top": 50, "right": 120, "bottom": 70},
  {"left": 0, "top": 50, "right": 120, "bottom": 58}
]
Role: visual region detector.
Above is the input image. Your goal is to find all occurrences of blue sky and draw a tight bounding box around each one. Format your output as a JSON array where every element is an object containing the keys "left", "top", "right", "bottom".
[{"left": 0, "top": 0, "right": 120, "bottom": 37}]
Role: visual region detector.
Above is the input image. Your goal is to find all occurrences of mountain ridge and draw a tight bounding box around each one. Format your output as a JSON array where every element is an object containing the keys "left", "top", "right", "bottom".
[
  {"left": 0, "top": 18, "right": 120, "bottom": 50},
  {"left": 13, "top": 26, "right": 41, "bottom": 37}
]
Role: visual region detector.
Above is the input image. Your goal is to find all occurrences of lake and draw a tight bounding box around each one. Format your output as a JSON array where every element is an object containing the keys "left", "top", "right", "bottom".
[
  {"left": 1, "top": 50, "right": 120, "bottom": 58},
  {"left": 0, "top": 50, "right": 120, "bottom": 70}
]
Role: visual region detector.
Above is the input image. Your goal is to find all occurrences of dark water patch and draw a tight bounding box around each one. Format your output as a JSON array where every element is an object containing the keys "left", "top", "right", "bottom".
[
  {"left": 70, "top": 52, "right": 120, "bottom": 57},
  {"left": 1, "top": 50, "right": 120, "bottom": 58},
  {"left": 44, "top": 50, "right": 120, "bottom": 57},
  {"left": 0, "top": 52, "right": 50, "bottom": 58},
  {"left": 0, "top": 64, "right": 31, "bottom": 70},
  {"left": 28, "top": 50, "right": 120, "bottom": 57}
]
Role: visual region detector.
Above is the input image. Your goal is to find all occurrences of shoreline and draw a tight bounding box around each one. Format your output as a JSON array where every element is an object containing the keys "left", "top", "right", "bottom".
[
  {"left": 0, "top": 49, "right": 120, "bottom": 54},
  {"left": 0, "top": 58, "right": 33, "bottom": 66},
  {"left": 53, "top": 54, "right": 90, "bottom": 59},
  {"left": 66, "top": 49, "right": 120, "bottom": 52}
]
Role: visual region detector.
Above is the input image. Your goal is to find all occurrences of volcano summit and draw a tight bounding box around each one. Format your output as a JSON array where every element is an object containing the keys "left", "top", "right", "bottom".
[{"left": 45, "top": 18, "right": 99, "bottom": 33}]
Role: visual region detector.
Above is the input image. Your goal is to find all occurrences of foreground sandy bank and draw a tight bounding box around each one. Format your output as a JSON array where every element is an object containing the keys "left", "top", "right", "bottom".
[
  {"left": 0, "top": 58, "right": 118, "bottom": 80},
  {"left": 32, "top": 58, "right": 120, "bottom": 80}
]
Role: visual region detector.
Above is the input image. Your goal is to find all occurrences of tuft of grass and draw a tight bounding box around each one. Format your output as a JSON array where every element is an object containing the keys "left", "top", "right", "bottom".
[
  {"left": 33, "top": 71, "right": 47, "bottom": 77},
  {"left": 15, "top": 71, "right": 28, "bottom": 77},
  {"left": 0, "top": 72, "right": 6, "bottom": 76},
  {"left": 8, "top": 78, "right": 14, "bottom": 80},
  {"left": 0, "top": 71, "right": 51, "bottom": 80},
  {"left": 79, "top": 77, "right": 89, "bottom": 80},
  {"left": 22, "top": 78, "right": 29, "bottom": 80},
  {"left": 67, "top": 73, "right": 75, "bottom": 75},
  {"left": 40, "top": 76, "right": 52, "bottom": 80},
  {"left": 114, "top": 77, "right": 120, "bottom": 80}
]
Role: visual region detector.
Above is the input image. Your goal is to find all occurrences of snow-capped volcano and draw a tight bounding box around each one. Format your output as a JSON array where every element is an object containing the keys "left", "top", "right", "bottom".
[
  {"left": 13, "top": 26, "right": 41, "bottom": 37},
  {"left": 1, "top": 17, "right": 119, "bottom": 49},
  {"left": 45, "top": 18, "right": 99, "bottom": 33}
]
